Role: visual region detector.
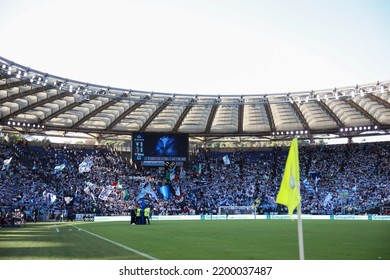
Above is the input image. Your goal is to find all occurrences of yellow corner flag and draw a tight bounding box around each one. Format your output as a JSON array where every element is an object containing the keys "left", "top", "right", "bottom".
[{"left": 276, "top": 138, "right": 301, "bottom": 219}]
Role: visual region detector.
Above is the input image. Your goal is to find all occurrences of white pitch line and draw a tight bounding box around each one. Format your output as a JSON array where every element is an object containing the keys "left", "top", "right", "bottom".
[
  {"left": 71, "top": 225, "right": 158, "bottom": 260},
  {"left": 56, "top": 228, "right": 60, "bottom": 232}
]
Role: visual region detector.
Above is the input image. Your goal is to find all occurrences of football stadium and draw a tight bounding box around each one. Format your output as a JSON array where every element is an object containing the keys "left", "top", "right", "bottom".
[
  {"left": 1, "top": 54, "right": 390, "bottom": 260},
  {"left": 0, "top": 2, "right": 389, "bottom": 279}
]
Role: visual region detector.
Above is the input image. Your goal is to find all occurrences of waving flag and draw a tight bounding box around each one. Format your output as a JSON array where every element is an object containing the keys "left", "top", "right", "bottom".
[
  {"left": 175, "top": 185, "right": 181, "bottom": 197},
  {"left": 194, "top": 163, "right": 202, "bottom": 175},
  {"left": 276, "top": 138, "right": 301, "bottom": 218},
  {"left": 2, "top": 157, "right": 12, "bottom": 170},
  {"left": 302, "top": 178, "right": 314, "bottom": 193},
  {"left": 85, "top": 181, "right": 97, "bottom": 191},
  {"left": 98, "top": 186, "right": 113, "bottom": 201},
  {"left": 323, "top": 193, "right": 332, "bottom": 207},
  {"left": 3, "top": 157, "right": 12, "bottom": 165},
  {"left": 64, "top": 195, "right": 74, "bottom": 206},
  {"left": 169, "top": 169, "right": 176, "bottom": 181},
  {"left": 136, "top": 183, "right": 158, "bottom": 201},
  {"left": 136, "top": 187, "right": 148, "bottom": 201},
  {"left": 79, "top": 156, "right": 93, "bottom": 173},
  {"left": 145, "top": 183, "right": 158, "bottom": 200},
  {"left": 112, "top": 180, "right": 123, "bottom": 189},
  {"left": 54, "top": 162, "right": 66, "bottom": 173},
  {"left": 223, "top": 155, "right": 231, "bottom": 165},
  {"left": 174, "top": 193, "right": 185, "bottom": 205},
  {"left": 50, "top": 194, "right": 57, "bottom": 204},
  {"left": 83, "top": 184, "right": 96, "bottom": 202},
  {"left": 276, "top": 138, "right": 305, "bottom": 260},
  {"left": 123, "top": 189, "right": 130, "bottom": 201},
  {"left": 159, "top": 185, "right": 170, "bottom": 200},
  {"left": 179, "top": 167, "right": 186, "bottom": 179}
]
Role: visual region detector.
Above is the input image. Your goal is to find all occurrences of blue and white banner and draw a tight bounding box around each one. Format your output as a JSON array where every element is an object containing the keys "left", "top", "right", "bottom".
[
  {"left": 159, "top": 185, "right": 170, "bottom": 200},
  {"left": 79, "top": 156, "right": 94, "bottom": 173},
  {"left": 83, "top": 185, "right": 96, "bottom": 202},
  {"left": 136, "top": 187, "right": 148, "bottom": 201},
  {"left": 54, "top": 162, "right": 66, "bottom": 173},
  {"left": 98, "top": 186, "right": 112, "bottom": 201},
  {"left": 85, "top": 181, "right": 97, "bottom": 191},
  {"left": 145, "top": 183, "right": 158, "bottom": 200},
  {"left": 323, "top": 193, "right": 332, "bottom": 207},
  {"left": 223, "top": 155, "right": 230, "bottom": 165},
  {"left": 175, "top": 186, "right": 181, "bottom": 197},
  {"left": 179, "top": 168, "right": 186, "bottom": 179},
  {"left": 136, "top": 183, "right": 159, "bottom": 201}
]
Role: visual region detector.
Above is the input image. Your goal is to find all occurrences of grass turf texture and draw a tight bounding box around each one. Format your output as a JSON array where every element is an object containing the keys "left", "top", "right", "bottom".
[{"left": 0, "top": 220, "right": 389, "bottom": 260}]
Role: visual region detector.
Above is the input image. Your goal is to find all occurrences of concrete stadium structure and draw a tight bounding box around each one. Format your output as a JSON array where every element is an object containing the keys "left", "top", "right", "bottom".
[{"left": 1, "top": 56, "right": 389, "bottom": 144}]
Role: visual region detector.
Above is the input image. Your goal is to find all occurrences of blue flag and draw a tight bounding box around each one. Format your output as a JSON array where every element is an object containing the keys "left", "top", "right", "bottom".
[
  {"left": 223, "top": 155, "right": 230, "bottom": 165},
  {"left": 54, "top": 162, "right": 66, "bottom": 173},
  {"left": 136, "top": 187, "right": 148, "bottom": 201},
  {"left": 159, "top": 185, "right": 170, "bottom": 200},
  {"left": 145, "top": 183, "right": 158, "bottom": 200},
  {"left": 79, "top": 156, "right": 94, "bottom": 173}
]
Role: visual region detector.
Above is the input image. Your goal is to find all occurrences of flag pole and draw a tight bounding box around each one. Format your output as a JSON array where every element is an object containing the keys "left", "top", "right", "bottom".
[
  {"left": 275, "top": 138, "right": 305, "bottom": 260},
  {"left": 297, "top": 184, "right": 305, "bottom": 260}
]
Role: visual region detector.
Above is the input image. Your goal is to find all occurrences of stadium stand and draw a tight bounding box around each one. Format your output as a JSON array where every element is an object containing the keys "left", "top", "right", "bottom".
[{"left": 1, "top": 140, "right": 389, "bottom": 224}]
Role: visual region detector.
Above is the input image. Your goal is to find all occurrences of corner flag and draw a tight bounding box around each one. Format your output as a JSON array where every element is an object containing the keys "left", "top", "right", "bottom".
[
  {"left": 276, "top": 138, "right": 305, "bottom": 260},
  {"left": 276, "top": 138, "right": 301, "bottom": 218}
]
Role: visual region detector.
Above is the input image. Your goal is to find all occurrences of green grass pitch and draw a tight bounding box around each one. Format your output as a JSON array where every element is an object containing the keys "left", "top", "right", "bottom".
[{"left": 0, "top": 220, "right": 389, "bottom": 260}]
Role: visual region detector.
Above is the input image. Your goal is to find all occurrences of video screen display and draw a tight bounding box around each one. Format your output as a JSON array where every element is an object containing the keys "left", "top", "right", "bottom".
[{"left": 132, "top": 133, "right": 189, "bottom": 162}]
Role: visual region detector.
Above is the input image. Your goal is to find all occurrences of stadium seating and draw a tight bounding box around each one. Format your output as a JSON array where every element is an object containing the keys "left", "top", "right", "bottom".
[{"left": 0, "top": 140, "right": 389, "bottom": 221}]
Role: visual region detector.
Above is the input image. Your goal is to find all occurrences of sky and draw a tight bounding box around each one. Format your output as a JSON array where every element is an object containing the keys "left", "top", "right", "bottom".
[{"left": 0, "top": 0, "right": 390, "bottom": 95}]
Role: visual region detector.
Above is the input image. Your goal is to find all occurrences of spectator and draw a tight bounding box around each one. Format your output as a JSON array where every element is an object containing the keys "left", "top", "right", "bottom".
[{"left": 0, "top": 140, "right": 389, "bottom": 219}]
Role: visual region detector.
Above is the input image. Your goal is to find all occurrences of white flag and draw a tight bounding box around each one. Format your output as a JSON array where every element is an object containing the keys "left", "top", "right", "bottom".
[
  {"left": 98, "top": 186, "right": 113, "bottom": 200},
  {"left": 2, "top": 157, "right": 13, "bottom": 170},
  {"left": 323, "top": 193, "right": 333, "bottom": 207},
  {"left": 223, "top": 155, "right": 230, "bottom": 165},
  {"left": 79, "top": 156, "right": 94, "bottom": 173}
]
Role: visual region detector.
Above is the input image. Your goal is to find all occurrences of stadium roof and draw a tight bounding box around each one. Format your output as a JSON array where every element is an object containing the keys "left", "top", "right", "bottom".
[{"left": 1, "top": 56, "right": 390, "bottom": 143}]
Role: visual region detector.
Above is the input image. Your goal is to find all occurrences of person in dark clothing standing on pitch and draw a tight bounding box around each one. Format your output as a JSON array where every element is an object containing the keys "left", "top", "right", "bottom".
[{"left": 130, "top": 206, "right": 136, "bottom": 225}]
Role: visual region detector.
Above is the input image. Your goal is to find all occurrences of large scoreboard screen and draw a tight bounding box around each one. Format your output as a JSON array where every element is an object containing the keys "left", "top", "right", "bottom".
[{"left": 132, "top": 133, "right": 189, "bottom": 162}]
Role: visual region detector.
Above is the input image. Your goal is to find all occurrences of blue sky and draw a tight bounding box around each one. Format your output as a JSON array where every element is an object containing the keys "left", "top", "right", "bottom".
[{"left": 0, "top": 0, "right": 389, "bottom": 95}]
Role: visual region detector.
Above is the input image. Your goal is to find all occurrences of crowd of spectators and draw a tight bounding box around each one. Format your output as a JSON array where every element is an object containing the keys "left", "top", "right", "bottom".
[{"left": 0, "top": 139, "right": 389, "bottom": 224}]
